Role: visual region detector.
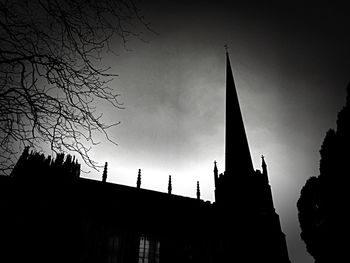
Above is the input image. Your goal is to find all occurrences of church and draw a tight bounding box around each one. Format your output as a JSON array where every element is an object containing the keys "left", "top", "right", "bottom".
[{"left": 0, "top": 52, "right": 291, "bottom": 263}]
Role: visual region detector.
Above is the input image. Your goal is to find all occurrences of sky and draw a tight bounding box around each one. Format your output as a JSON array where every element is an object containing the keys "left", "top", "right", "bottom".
[{"left": 79, "top": 2, "right": 350, "bottom": 263}]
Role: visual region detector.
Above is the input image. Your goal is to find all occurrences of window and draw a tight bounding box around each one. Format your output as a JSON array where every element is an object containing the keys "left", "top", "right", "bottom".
[
  {"left": 138, "top": 235, "right": 160, "bottom": 263},
  {"left": 107, "top": 235, "right": 121, "bottom": 263}
]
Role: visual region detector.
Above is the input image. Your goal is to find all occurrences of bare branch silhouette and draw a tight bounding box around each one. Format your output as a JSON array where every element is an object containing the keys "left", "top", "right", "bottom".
[{"left": 0, "top": 0, "right": 150, "bottom": 174}]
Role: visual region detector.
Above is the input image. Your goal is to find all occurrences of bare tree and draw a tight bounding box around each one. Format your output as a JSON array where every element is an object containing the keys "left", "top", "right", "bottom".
[{"left": 0, "top": 0, "right": 151, "bottom": 174}]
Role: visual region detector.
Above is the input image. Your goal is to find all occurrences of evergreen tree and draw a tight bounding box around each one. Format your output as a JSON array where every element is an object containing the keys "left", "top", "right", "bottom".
[{"left": 297, "top": 83, "right": 349, "bottom": 262}]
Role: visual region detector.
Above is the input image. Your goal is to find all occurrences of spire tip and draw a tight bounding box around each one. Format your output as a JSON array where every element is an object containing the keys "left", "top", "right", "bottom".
[{"left": 261, "top": 155, "right": 267, "bottom": 167}]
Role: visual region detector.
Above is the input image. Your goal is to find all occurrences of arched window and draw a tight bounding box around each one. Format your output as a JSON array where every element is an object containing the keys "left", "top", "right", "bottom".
[
  {"left": 107, "top": 235, "right": 122, "bottom": 263},
  {"left": 138, "top": 235, "right": 160, "bottom": 263}
]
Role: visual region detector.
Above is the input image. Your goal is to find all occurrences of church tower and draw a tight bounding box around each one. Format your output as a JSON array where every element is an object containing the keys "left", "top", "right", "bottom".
[
  {"left": 214, "top": 51, "right": 255, "bottom": 205},
  {"left": 213, "top": 51, "right": 291, "bottom": 263}
]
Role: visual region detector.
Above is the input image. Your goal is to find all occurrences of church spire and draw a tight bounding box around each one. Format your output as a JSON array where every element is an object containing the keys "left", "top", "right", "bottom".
[
  {"left": 168, "top": 175, "right": 172, "bottom": 194},
  {"left": 137, "top": 169, "right": 141, "bottom": 189},
  {"left": 261, "top": 155, "right": 267, "bottom": 171},
  {"left": 261, "top": 155, "right": 269, "bottom": 183},
  {"left": 196, "top": 181, "right": 200, "bottom": 200},
  {"left": 225, "top": 50, "right": 254, "bottom": 175},
  {"left": 102, "top": 162, "right": 108, "bottom": 183},
  {"left": 214, "top": 160, "right": 218, "bottom": 187}
]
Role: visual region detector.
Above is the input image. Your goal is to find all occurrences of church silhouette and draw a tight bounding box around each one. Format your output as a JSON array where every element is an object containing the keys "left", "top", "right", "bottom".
[{"left": 0, "top": 52, "right": 291, "bottom": 263}]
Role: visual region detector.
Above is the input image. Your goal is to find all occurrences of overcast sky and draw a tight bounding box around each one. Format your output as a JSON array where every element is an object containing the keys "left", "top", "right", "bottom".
[{"left": 82, "top": 2, "right": 350, "bottom": 262}]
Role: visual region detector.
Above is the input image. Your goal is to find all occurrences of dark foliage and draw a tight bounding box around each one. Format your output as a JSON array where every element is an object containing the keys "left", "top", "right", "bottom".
[
  {"left": 0, "top": 148, "right": 81, "bottom": 263},
  {"left": 297, "top": 83, "right": 349, "bottom": 262},
  {"left": 11, "top": 146, "right": 81, "bottom": 179}
]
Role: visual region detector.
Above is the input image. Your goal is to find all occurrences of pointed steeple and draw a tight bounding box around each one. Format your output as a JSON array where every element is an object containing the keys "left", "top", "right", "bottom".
[
  {"left": 261, "top": 155, "right": 269, "bottom": 183},
  {"left": 225, "top": 50, "right": 254, "bottom": 175},
  {"left": 196, "top": 181, "right": 201, "bottom": 200},
  {"left": 168, "top": 175, "right": 172, "bottom": 194},
  {"left": 214, "top": 160, "right": 218, "bottom": 187},
  {"left": 261, "top": 155, "right": 267, "bottom": 170},
  {"left": 137, "top": 169, "right": 141, "bottom": 189},
  {"left": 102, "top": 162, "right": 108, "bottom": 183}
]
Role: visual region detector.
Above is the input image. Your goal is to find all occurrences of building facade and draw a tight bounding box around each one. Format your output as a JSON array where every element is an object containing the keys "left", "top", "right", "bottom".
[{"left": 0, "top": 52, "right": 291, "bottom": 263}]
